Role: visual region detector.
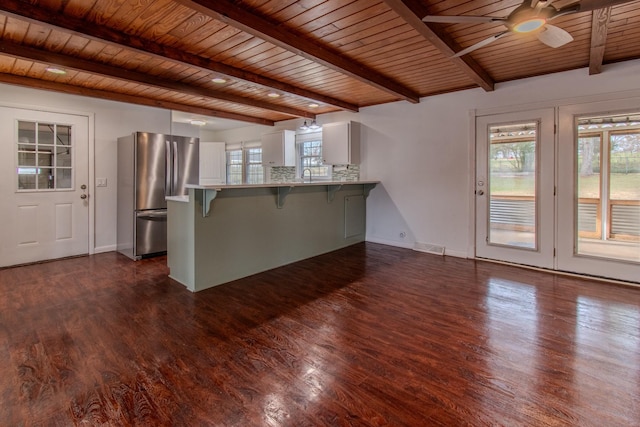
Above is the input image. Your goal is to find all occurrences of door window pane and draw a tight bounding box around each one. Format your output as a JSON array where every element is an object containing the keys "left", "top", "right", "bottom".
[
  {"left": 488, "top": 122, "right": 538, "bottom": 249},
  {"left": 56, "top": 168, "right": 72, "bottom": 189},
  {"left": 575, "top": 114, "right": 640, "bottom": 263},
  {"left": 18, "top": 121, "right": 36, "bottom": 144},
  {"left": 18, "top": 169, "right": 37, "bottom": 190},
  {"left": 16, "top": 121, "right": 73, "bottom": 191},
  {"left": 38, "top": 123, "right": 55, "bottom": 145},
  {"left": 38, "top": 168, "right": 54, "bottom": 189},
  {"left": 577, "top": 135, "right": 602, "bottom": 238}
]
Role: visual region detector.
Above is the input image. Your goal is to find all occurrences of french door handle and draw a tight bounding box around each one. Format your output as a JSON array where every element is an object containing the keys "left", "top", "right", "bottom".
[{"left": 477, "top": 190, "right": 484, "bottom": 196}]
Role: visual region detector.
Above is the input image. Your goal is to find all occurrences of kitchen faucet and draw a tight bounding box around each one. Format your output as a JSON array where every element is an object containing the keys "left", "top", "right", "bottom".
[{"left": 302, "top": 168, "right": 313, "bottom": 182}]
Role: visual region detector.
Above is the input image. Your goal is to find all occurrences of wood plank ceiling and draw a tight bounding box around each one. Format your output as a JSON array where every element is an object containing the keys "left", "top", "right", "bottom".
[{"left": 0, "top": 0, "right": 639, "bottom": 126}]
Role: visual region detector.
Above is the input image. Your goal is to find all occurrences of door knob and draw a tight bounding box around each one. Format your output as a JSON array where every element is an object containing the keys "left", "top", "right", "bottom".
[
  {"left": 477, "top": 190, "right": 484, "bottom": 196},
  {"left": 80, "top": 194, "right": 87, "bottom": 199}
]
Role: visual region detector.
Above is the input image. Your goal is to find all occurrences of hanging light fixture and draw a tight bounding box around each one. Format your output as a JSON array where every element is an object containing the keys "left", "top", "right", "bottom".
[
  {"left": 300, "top": 121, "right": 309, "bottom": 130},
  {"left": 309, "top": 120, "right": 320, "bottom": 130}
]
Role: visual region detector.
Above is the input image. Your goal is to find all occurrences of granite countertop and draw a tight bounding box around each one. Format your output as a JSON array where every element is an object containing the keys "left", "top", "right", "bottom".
[
  {"left": 165, "top": 195, "right": 190, "bottom": 203},
  {"left": 185, "top": 180, "right": 379, "bottom": 190}
]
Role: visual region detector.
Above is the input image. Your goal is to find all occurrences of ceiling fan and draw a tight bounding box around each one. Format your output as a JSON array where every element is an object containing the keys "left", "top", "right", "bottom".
[{"left": 422, "top": 0, "right": 633, "bottom": 57}]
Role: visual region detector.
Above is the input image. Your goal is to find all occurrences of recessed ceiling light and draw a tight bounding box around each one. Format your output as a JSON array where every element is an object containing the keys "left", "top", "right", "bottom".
[
  {"left": 211, "top": 77, "right": 227, "bottom": 84},
  {"left": 308, "top": 103, "right": 319, "bottom": 108},
  {"left": 190, "top": 119, "right": 206, "bottom": 126},
  {"left": 267, "top": 92, "right": 281, "bottom": 98},
  {"left": 46, "top": 67, "right": 67, "bottom": 75}
]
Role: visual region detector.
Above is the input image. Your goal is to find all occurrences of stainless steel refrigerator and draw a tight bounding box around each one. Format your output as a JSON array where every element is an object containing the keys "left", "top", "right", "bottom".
[{"left": 117, "top": 132, "right": 199, "bottom": 260}]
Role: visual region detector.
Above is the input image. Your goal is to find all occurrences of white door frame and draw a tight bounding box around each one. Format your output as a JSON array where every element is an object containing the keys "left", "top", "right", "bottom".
[{"left": 0, "top": 101, "right": 95, "bottom": 256}]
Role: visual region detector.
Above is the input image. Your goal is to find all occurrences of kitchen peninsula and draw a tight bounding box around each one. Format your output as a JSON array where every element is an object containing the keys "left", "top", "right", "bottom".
[{"left": 166, "top": 181, "right": 378, "bottom": 292}]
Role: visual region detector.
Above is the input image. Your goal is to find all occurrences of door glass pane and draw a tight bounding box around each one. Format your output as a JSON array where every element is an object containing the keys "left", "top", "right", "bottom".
[
  {"left": 38, "top": 123, "right": 55, "bottom": 145},
  {"left": 576, "top": 113, "right": 640, "bottom": 263},
  {"left": 16, "top": 120, "right": 73, "bottom": 191},
  {"left": 57, "top": 146, "right": 72, "bottom": 167},
  {"left": 38, "top": 168, "right": 54, "bottom": 189},
  {"left": 56, "top": 168, "right": 72, "bottom": 189},
  {"left": 18, "top": 121, "right": 36, "bottom": 144},
  {"left": 488, "top": 122, "right": 537, "bottom": 249},
  {"left": 57, "top": 125, "right": 71, "bottom": 145},
  {"left": 577, "top": 135, "right": 601, "bottom": 238},
  {"left": 18, "top": 148, "right": 36, "bottom": 166},
  {"left": 18, "top": 169, "right": 36, "bottom": 190}
]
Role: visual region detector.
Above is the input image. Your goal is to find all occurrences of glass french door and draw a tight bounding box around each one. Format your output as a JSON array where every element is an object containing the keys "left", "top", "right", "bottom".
[
  {"left": 557, "top": 99, "right": 640, "bottom": 283},
  {"left": 475, "top": 109, "right": 556, "bottom": 269},
  {"left": 477, "top": 101, "right": 639, "bottom": 284}
]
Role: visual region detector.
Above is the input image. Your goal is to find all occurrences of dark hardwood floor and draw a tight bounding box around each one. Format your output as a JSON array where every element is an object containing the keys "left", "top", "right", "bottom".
[{"left": 1, "top": 243, "right": 639, "bottom": 426}]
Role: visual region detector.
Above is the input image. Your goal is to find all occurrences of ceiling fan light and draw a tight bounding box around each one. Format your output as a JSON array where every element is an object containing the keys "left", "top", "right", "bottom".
[{"left": 513, "top": 18, "right": 546, "bottom": 33}]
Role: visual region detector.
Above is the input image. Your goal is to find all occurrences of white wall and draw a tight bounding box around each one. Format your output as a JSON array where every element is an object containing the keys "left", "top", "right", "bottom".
[{"left": 3, "top": 59, "right": 640, "bottom": 257}]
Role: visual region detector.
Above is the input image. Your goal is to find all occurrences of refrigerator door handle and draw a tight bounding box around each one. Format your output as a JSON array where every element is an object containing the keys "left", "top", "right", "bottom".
[
  {"left": 136, "top": 210, "right": 168, "bottom": 220},
  {"left": 172, "top": 140, "right": 179, "bottom": 197},
  {"left": 165, "top": 139, "right": 172, "bottom": 198}
]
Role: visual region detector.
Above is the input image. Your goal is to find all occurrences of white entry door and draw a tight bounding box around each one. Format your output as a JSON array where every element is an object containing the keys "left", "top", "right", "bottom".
[
  {"left": 0, "top": 107, "right": 89, "bottom": 267},
  {"left": 475, "top": 108, "right": 556, "bottom": 269},
  {"left": 557, "top": 98, "right": 640, "bottom": 283}
]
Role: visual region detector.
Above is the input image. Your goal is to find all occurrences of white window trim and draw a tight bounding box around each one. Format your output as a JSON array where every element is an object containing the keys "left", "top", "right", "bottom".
[
  {"left": 296, "top": 131, "right": 331, "bottom": 181},
  {"left": 226, "top": 140, "right": 265, "bottom": 184}
]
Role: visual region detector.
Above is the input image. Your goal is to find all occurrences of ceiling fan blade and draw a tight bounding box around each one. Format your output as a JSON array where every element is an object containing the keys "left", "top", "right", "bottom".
[
  {"left": 452, "top": 31, "right": 510, "bottom": 57},
  {"left": 531, "top": 0, "right": 557, "bottom": 9},
  {"left": 574, "top": 0, "right": 635, "bottom": 12},
  {"left": 422, "top": 15, "right": 506, "bottom": 24},
  {"left": 537, "top": 24, "right": 574, "bottom": 48}
]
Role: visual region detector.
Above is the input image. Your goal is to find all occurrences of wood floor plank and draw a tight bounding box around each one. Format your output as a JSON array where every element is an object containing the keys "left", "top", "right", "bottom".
[{"left": 1, "top": 243, "right": 639, "bottom": 425}]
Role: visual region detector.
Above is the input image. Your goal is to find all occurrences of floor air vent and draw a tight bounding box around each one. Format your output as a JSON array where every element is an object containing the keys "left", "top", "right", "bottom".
[{"left": 414, "top": 242, "right": 445, "bottom": 256}]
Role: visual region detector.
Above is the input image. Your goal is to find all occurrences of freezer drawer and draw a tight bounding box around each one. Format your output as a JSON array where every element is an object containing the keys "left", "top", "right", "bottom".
[{"left": 135, "top": 210, "right": 167, "bottom": 258}]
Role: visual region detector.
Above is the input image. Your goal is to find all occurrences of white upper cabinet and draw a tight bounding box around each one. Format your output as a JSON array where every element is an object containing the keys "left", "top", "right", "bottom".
[
  {"left": 199, "top": 142, "right": 226, "bottom": 185},
  {"left": 261, "top": 130, "right": 296, "bottom": 166},
  {"left": 322, "top": 121, "right": 360, "bottom": 165}
]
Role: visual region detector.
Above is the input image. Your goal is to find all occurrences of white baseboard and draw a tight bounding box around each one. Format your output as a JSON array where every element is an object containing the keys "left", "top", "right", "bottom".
[
  {"left": 365, "top": 236, "right": 469, "bottom": 259},
  {"left": 92, "top": 244, "right": 116, "bottom": 254},
  {"left": 442, "top": 249, "right": 468, "bottom": 259},
  {"left": 365, "top": 236, "right": 414, "bottom": 249}
]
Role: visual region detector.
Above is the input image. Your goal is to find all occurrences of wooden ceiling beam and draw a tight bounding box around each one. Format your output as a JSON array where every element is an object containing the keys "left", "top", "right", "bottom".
[
  {"left": 0, "top": 41, "right": 314, "bottom": 119},
  {"left": 173, "top": 0, "right": 421, "bottom": 104},
  {"left": 0, "top": 73, "right": 275, "bottom": 126},
  {"left": 0, "top": 0, "right": 357, "bottom": 113},
  {"left": 589, "top": 7, "right": 612, "bottom": 75},
  {"left": 382, "top": 0, "right": 495, "bottom": 92}
]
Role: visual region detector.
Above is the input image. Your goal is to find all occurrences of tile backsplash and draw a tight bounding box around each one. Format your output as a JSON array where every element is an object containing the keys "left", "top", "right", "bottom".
[
  {"left": 332, "top": 165, "right": 360, "bottom": 182},
  {"left": 269, "top": 165, "right": 360, "bottom": 182},
  {"left": 270, "top": 166, "right": 296, "bottom": 182}
]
